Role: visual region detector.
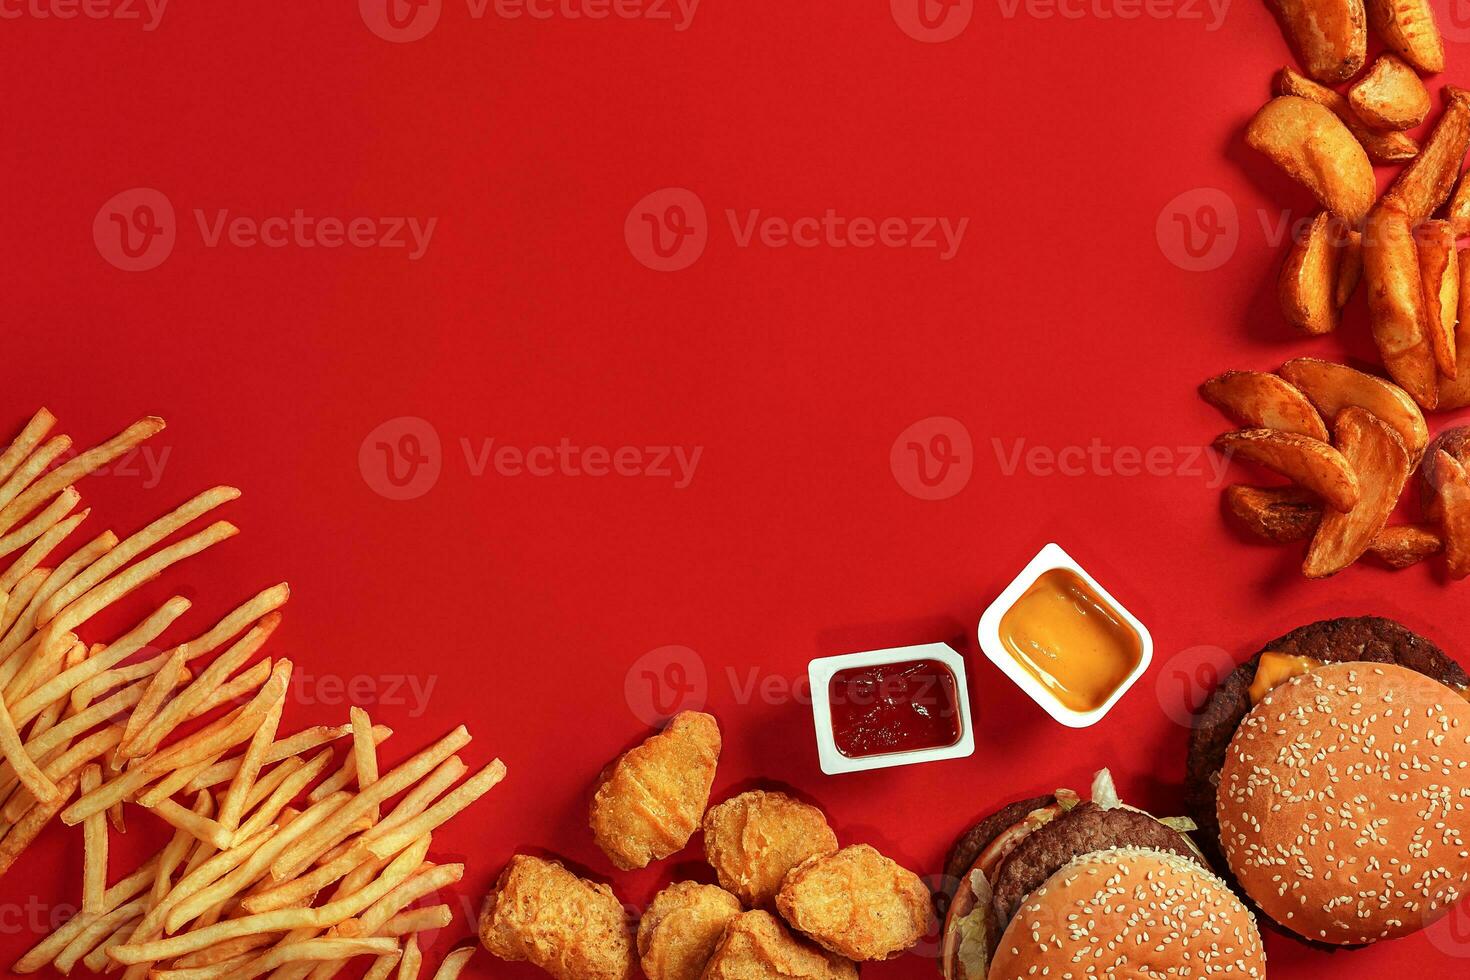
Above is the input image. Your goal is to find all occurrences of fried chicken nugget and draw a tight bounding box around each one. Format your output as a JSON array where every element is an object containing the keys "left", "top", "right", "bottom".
[
  {"left": 637, "top": 881, "right": 742, "bottom": 980},
  {"left": 591, "top": 710, "right": 722, "bottom": 870},
  {"left": 701, "top": 910, "right": 858, "bottom": 980},
  {"left": 776, "top": 844, "right": 932, "bottom": 961},
  {"left": 479, "top": 854, "right": 636, "bottom": 980},
  {"left": 703, "top": 790, "right": 838, "bottom": 909}
]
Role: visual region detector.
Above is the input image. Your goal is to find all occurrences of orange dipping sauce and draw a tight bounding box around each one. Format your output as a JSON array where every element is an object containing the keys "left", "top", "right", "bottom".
[{"left": 998, "top": 568, "right": 1142, "bottom": 713}]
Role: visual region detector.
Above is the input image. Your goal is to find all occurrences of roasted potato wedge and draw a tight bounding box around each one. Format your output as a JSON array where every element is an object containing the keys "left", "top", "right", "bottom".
[
  {"left": 1369, "top": 523, "right": 1444, "bottom": 567},
  {"left": 1214, "top": 428, "right": 1359, "bottom": 512},
  {"left": 1382, "top": 87, "right": 1470, "bottom": 225},
  {"left": 1348, "top": 54, "right": 1430, "bottom": 130},
  {"left": 1421, "top": 427, "right": 1470, "bottom": 514},
  {"left": 1336, "top": 228, "right": 1363, "bottom": 308},
  {"left": 1434, "top": 449, "right": 1470, "bottom": 578},
  {"left": 1440, "top": 252, "right": 1470, "bottom": 410},
  {"left": 1417, "top": 219, "right": 1460, "bottom": 378},
  {"left": 1278, "top": 357, "right": 1429, "bottom": 463},
  {"left": 1277, "top": 66, "right": 1420, "bottom": 164},
  {"left": 1246, "top": 96, "right": 1376, "bottom": 225},
  {"left": 1362, "top": 203, "right": 1440, "bottom": 410},
  {"left": 1200, "top": 370, "right": 1330, "bottom": 440},
  {"left": 1268, "top": 0, "right": 1366, "bottom": 82},
  {"left": 1224, "top": 484, "right": 1322, "bottom": 542},
  {"left": 1280, "top": 212, "right": 1347, "bottom": 335},
  {"left": 1304, "top": 408, "right": 1412, "bottom": 578},
  {"left": 1366, "top": 0, "right": 1444, "bottom": 74}
]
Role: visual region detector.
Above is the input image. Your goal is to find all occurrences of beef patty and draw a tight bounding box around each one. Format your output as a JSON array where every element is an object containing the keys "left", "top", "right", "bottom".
[{"left": 941, "top": 794, "right": 1055, "bottom": 898}]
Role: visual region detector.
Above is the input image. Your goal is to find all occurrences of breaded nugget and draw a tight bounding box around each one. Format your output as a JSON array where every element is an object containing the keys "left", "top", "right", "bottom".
[
  {"left": 703, "top": 790, "right": 838, "bottom": 908},
  {"left": 479, "top": 854, "right": 636, "bottom": 980},
  {"left": 637, "top": 881, "right": 742, "bottom": 980},
  {"left": 701, "top": 910, "right": 858, "bottom": 980},
  {"left": 590, "top": 710, "right": 722, "bottom": 870},
  {"left": 776, "top": 844, "right": 932, "bottom": 961}
]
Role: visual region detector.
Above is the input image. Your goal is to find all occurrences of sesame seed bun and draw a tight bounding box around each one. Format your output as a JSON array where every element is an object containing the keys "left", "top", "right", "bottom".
[
  {"left": 987, "top": 847, "right": 1266, "bottom": 980},
  {"left": 1217, "top": 662, "right": 1470, "bottom": 945}
]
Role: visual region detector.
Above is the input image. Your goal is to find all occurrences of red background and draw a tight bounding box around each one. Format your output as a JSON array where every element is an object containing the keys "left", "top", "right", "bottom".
[{"left": 5, "top": 1, "right": 1470, "bottom": 976}]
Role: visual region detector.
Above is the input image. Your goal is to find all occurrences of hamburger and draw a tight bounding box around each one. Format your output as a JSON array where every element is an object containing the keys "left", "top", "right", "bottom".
[
  {"left": 938, "top": 769, "right": 1265, "bottom": 979},
  {"left": 1186, "top": 616, "right": 1470, "bottom": 947}
]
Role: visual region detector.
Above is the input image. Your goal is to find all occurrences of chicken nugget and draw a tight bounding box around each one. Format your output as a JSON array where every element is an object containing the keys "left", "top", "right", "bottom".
[
  {"left": 776, "top": 844, "right": 932, "bottom": 961},
  {"left": 590, "top": 710, "right": 722, "bottom": 870},
  {"left": 637, "top": 881, "right": 742, "bottom": 980},
  {"left": 701, "top": 910, "right": 858, "bottom": 980},
  {"left": 703, "top": 790, "right": 838, "bottom": 908},
  {"left": 479, "top": 854, "right": 636, "bottom": 980}
]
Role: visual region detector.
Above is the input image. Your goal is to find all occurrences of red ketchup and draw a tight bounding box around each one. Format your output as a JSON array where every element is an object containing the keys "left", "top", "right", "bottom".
[{"left": 828, "top": 659, "right": 961, "bottom": 759}]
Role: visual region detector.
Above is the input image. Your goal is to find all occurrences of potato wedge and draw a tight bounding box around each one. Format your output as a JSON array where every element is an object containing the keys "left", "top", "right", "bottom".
[
  {"left": 1369, "top": 523, "right": 1443, "bottom": 567},
  {"left": 1417, "top": 219, "right": 1459, "bottom": 378},
  {"left": 1382, "top": 87, "right": 1470, "bottom": 226},
  {"left": 1268, "top": 0, "right": 1366, "bottom": 82},
  {"left": 1224, "top": 484, "right": 1322, "bottom": 542},
  {"left": 1304, "top": 408, "right": 1412, "bottom": 578},
  {"left": 1348, "top": 54, "right": 1430, "bottom": 130},
  {"left": 1214, "top": 429, "right": 1359, "bottom": 512},
  {"left": 1277, "top": 66, "right": 1420, "bottom": 164},
  {"left": 1366, "top": 0, "right": 1444, "bottom": 74},
  {"left": 1362, "top": 203, "right": 1439, "bottom": 410},
  {"left": 1420, "top": 427, "right": 1470, "bottom": 514},
  {"left": 1200, "top": 371, "right": 1330, "bottom": 440},
  {"left": 1278, "top": 357, "right": 1429, "bottom": 463},
  {"left": 1336, "top": 228, "right": 1363, "bottom": 308},
  {"left": 1280, "top": 212, "right": 1346, "bottom": 335},
  {"left": 1434, "top": 449, "right": 1470, "bottom": 578},
  {"left": 1440, "top": 250, "right": 1470, "bottom": 410},
  {"left": 1246, "top": 96, "right": 1376, "bottom": 225}
]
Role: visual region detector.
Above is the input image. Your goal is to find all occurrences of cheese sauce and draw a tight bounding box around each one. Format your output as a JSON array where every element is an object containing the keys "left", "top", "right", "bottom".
[{"left": 998, "top": 568, "right": 1142, "bottom": 713}]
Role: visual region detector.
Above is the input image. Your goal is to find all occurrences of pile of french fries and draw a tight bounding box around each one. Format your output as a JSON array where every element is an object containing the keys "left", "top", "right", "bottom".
[
  {"left": 1203, "top": 5, "right": 1470, "bottom": 579},
  {"left": 0, "top": 409, "right": 504, "bottom": 978}
]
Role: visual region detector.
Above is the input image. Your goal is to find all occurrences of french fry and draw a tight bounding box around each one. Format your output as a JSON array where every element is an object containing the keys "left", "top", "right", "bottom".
[
  {"left": 0, "top": 770, "right": 79, "bottom": 878},
  {"left": 240, "top": 755, "right": 306, "bottom": 818},
  {"left": 190, "top": 724, "right": 350, "bottom": 792},
  {"left": 1213, "top": 429, "right": 1359, "bottom": 511},
  {"left": 0, "top": 571, "right": 47, "bottom": 652},
  {"left": 0, "top": 410, "right": 57, "bottom": 489},
  {"left": 1276, "top": 66, "right": 1419, "bottom": 164},
  {"left": 0, "top": 509, "right": 87, "bottom": 594},
  {"left": 308, "top": 725, "right": 393, "bottom": 802},
  {"left": 351, "top": 706, "right": 381, "bottom": 823},
  {"left": 397, "top": 934, "right": 422, "bottom": 980},
  {"left": 117, "top": 647, "right": 187, "bottom": 761},
  {"left": 0, "top": 672, "right": 60, "bottom": 807},
  {"left": 1366, "top": 0, "right": 1444, "bottom": 74},
  {"left": 360, "top": 760, "right": 506, "bottom": 859},
  {"left": 1417, "top": 219, "right": 1460, "bottom": 377},
  {"left": 1369, "top": 523, "right": 1443, "bottom": 567},
  {"left": 218, "top": 680, "right": 288, "bottom": 833},
  {"left": 1278, "top": 357, "right": 1430, "bottom": 463},
  {"left": 1349, "top": 53, "right": 1430, "bottom": 129},
  {"left": 1434, "top": 450, "right": 1470, "bottom": 578},
  {"left": 147, "top": 660, "right": 293, "bottom": 775},
  {"left": 429, "top": 947, "right": 476, "bottom": 980},
  {"left": 189, "top": 658, "right": 273, "bottom": 719},
  {"left": 378, "top": 905, "right": 453, "bottom": 937},
  {"left": 235, "top": 937, "right": 400, "bottom": 980},
  {"left": 347, "top": 863, "right": 464, "bottom": 938},
  {"left": 13, "top": 855, "right": 159, "bottom": 972},
  {"left": 0, "top": 418, "right": 165, "bottom": 537},
  {"left": 1382, "top": 87, "right": 1470, "bottom": 225},
  {"left": 154, "top": 798, "right": 235, "bottom": 849},
  {"left": 1266, "top": 0, "right": 1365, "bottom": 82},
  {"left": 0, "top": 435, "right": 72, "bottom": 518},
  {"left": 1200, "top": 369, "right": 1328, "bottom": 438},
  {"left": 1363, "top": 202, "right": 1440, "bottom": 409},
  {"left": 1246, "top": 96, "right": 1375, "bottom": 225},
  {"left": 52, "top": 898, "right": 145, "bottom": 974},
  {"left": 0, "top": 530, "right": 115, "bottom": 665},
  {"left": 81, "top": 916, "right": 139, "bottom": 973},
  {"left": 1304, "top": 408, "right": 1413, "bottom": 578},
  {"left": 169, "top": 933, "right": 279, "bottom": 970},
  {"left": 364, "top": 953, "right": 404, "bottom": 980},
  {"left": 0, "top": 487, "right": 81, "bottom": 562},
  {"left": 82, "top": 764, "right": 108, "bottom": 913}
]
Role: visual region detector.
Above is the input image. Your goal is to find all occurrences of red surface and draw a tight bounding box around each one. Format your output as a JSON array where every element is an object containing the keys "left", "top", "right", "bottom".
[{"left": 5, "top": 2, "right": 1470, "bottom": 977}]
